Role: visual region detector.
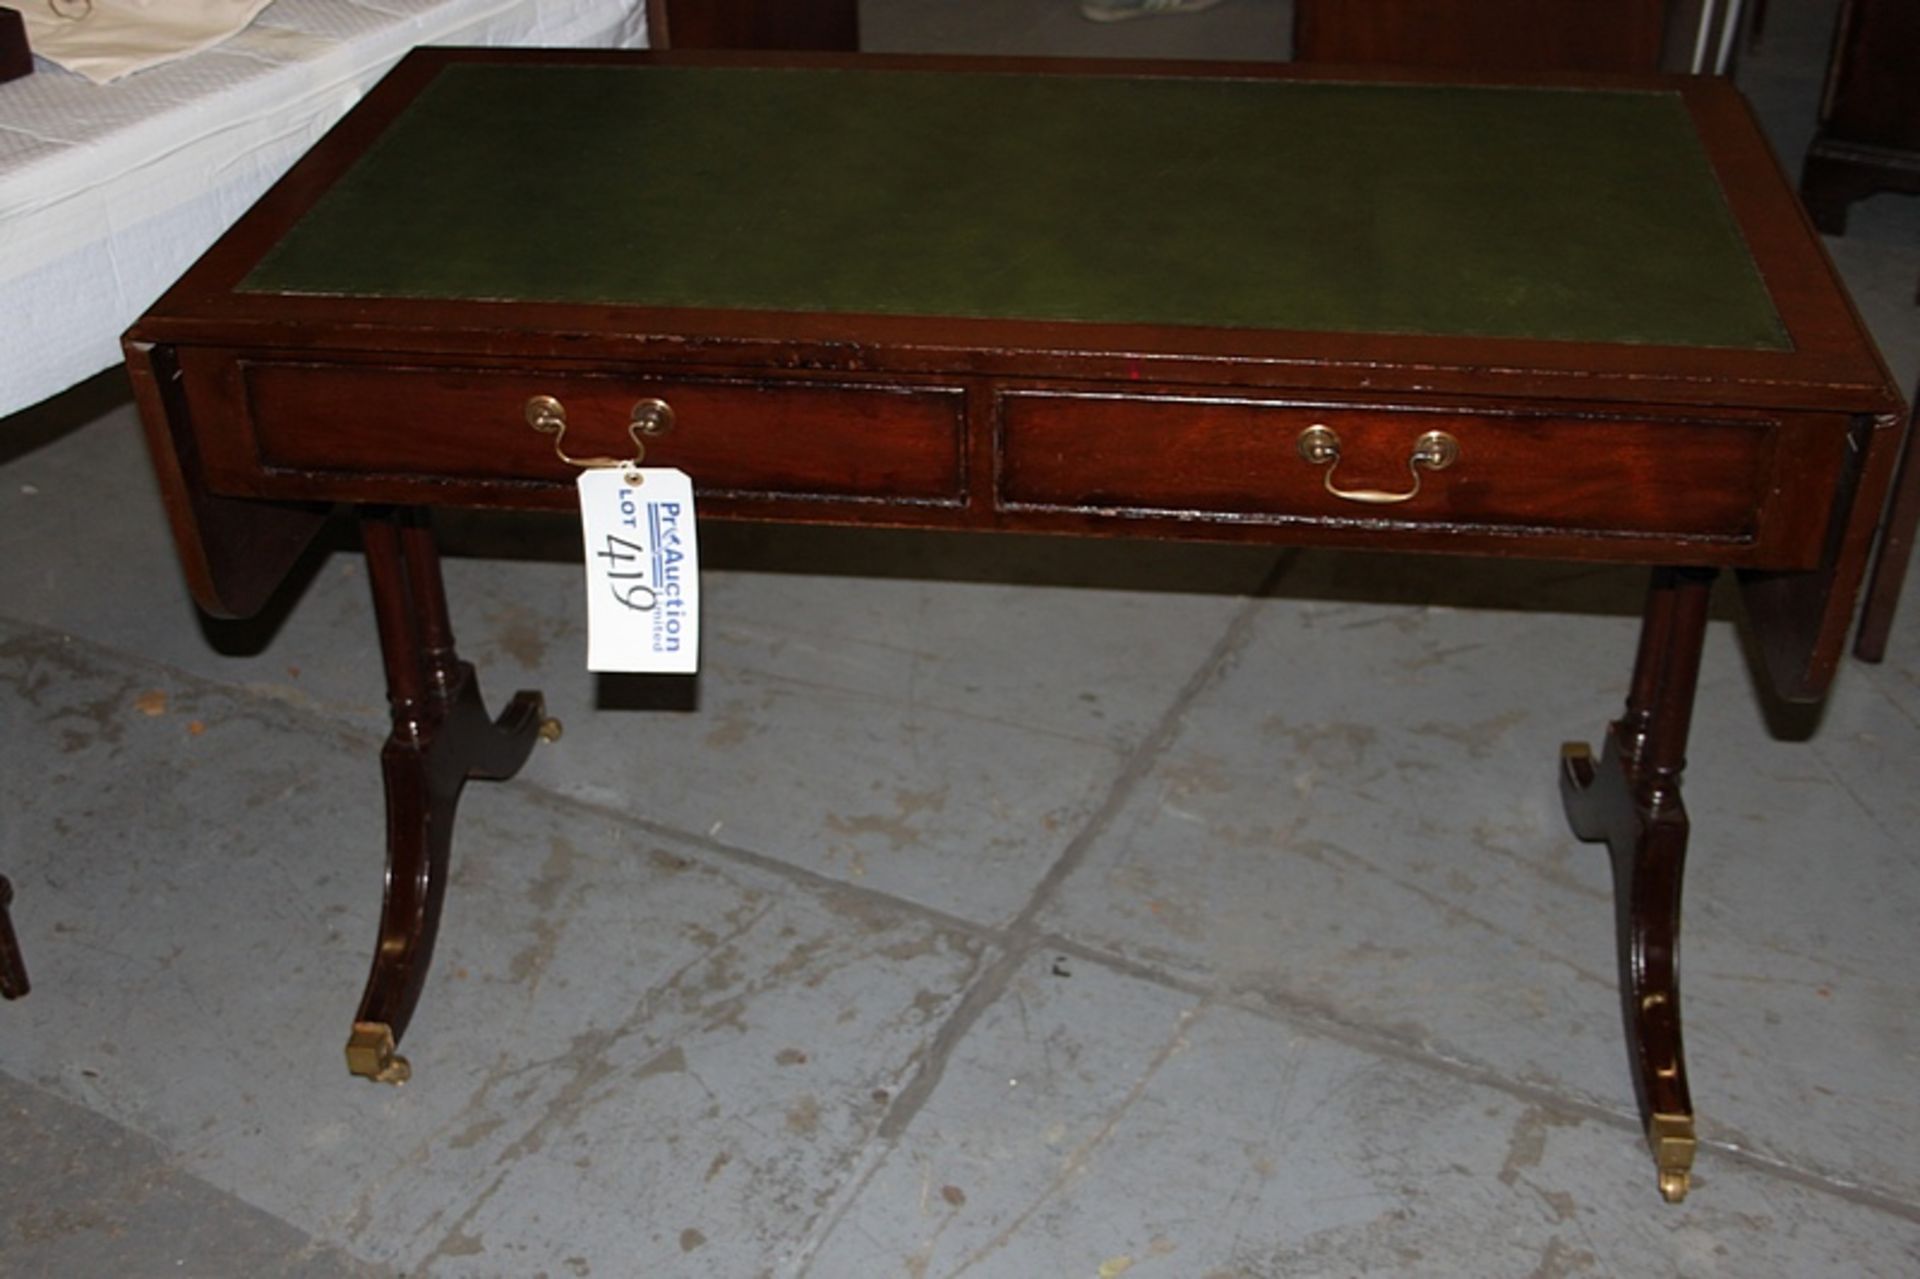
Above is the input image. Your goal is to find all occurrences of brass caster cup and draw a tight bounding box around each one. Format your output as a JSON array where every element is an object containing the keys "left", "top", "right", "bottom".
[{"left": 345, "top": 1021, "right": 412, "bottom": 1085}]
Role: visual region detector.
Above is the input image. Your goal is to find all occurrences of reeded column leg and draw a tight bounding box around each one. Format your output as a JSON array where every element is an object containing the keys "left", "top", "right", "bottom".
[
  {"left": 1561, "top": 566, "right": 1715, "bottom": 1203},
  {"left": 0, "top": 876, "right": 28, "bottom": 1000},
  {"left": 346, "top": 508, "right": 558, "bottom": 1084}
]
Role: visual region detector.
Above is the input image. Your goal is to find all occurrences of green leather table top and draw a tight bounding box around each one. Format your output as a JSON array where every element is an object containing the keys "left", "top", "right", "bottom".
[{"left": 242, "top": 63, "right": 1788, "bottom": 350}]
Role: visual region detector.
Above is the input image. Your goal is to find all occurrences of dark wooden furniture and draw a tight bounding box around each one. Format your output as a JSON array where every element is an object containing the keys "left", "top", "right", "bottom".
[
  {"left": 0, "top": 8, "right": 30, "bottom": 85},
  {"left": 1799, "top": 0, "right": 1920, "bottom": 235},
  {"left": 1294, "top": 0, "right": 1668, "bottom": 72},
  {"left": 1813, "top": 0, "right": 1920, "bottom": 661},
  {"left": 0, "top": 876, "right": 26, "bottom": 999},
  {"left": 645, "top": 0, "right": 856, "bottom": 51},
  {"left": 126, "top": 49, "right": 1904, "bottom": 1203}
]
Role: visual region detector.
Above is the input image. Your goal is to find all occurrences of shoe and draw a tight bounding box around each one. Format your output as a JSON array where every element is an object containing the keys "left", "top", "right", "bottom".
[{"left": 1079, "top": 0, "right": 1225, "bottom": 21}]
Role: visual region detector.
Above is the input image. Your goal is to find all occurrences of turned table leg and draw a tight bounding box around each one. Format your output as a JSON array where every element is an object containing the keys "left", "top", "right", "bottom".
[
  {"left": 345, "top": 508, "right": 558, "bottom": 1083},
  {"left": 1561, "top": 565, "right": 1715, "bottom": 1203}
]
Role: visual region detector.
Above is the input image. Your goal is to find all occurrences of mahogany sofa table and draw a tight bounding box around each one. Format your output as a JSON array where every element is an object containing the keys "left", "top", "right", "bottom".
[{"left": 125, "top": 48, "right": 1905, "bottom": 1204}]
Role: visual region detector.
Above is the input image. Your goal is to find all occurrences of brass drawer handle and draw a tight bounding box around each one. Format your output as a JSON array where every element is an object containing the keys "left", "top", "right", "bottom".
[
  {"left": 525, "top": 395, "right": 674, "bottom": 471},
  {"left": 1296, "top": 424, "right": 1458, "bottom": 505}
]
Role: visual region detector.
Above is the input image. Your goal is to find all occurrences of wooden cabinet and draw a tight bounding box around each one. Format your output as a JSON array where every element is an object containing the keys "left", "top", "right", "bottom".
[
  {"left": 645, "top": 0, "right": 857, "bottom": 51},
  {"left": 1799, "top": 0, "right": 1920, "bottom": 234},
  {"left": 1293, "top": 0, "right": 1667, "bottom": 72}
]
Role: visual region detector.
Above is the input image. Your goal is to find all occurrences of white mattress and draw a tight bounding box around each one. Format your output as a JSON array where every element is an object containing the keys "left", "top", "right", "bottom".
[{"left": 0, "top": 0, "right": 651, "bottom": 416}]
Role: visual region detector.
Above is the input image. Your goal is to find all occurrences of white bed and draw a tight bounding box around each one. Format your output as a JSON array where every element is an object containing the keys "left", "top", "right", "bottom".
[{"left": 0, "top": 0, "right": 651, "bottom": 416}]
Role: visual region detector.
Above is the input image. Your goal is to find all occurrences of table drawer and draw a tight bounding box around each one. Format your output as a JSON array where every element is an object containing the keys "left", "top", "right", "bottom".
[
  {"left": 218, "top": 360, "right": 968, "bottom": 504},
  {"left": 997, "top": 391, "right": 1805, "bottom": 547}
]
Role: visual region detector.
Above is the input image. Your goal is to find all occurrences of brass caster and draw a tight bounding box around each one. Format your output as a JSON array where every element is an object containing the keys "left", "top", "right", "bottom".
[
  {"left": 345, "top": 1021, "right": 412, "bottom": 1085},
  {"left": 1648, "top": 1112, "right": 1695, "bottom": 1204},
  {"left": 538, "top": 717, "right": 563, "bottom": 743}
]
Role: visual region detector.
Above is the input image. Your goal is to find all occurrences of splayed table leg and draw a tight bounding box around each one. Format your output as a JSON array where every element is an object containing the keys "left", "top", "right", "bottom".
[
  {"left": 345, "top": 508, "right": 559, "bottom": 1083},
  {"left": 1562, "top": 565, "right": 1715, "bottom": 1202}
]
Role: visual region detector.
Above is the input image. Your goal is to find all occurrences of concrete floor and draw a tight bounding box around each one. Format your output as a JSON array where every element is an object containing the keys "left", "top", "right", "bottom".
[{"left": 5, "top": 2, "right": 1920, "bottom": 1276}]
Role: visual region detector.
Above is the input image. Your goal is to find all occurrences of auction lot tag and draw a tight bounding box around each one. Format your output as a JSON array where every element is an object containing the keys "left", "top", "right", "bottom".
[{"left": 576, "top": 468, "right": 699, "bottom": 673}]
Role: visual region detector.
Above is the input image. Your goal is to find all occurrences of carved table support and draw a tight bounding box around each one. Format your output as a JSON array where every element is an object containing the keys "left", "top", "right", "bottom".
[
  {"left": 1561, "top": 565, "right": 1715, "bottom": 1203},
  {"left": 0, "top": 875, "right": 28, "bottom": 1000},
  {"left": 346, "top": 508, "right": 557, "bottom": 1083}
]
